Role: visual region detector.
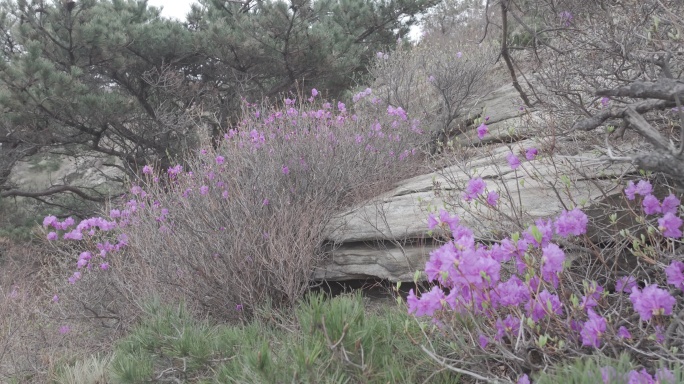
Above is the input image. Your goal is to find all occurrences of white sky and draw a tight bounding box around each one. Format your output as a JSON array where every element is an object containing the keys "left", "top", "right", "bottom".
[{"left": 147, "top": 0, "right": 196, "bottom": 21}]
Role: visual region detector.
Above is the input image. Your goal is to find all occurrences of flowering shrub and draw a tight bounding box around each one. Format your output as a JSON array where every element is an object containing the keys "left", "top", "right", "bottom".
[
  {"left": 367, "top": 38, "right": 499, "bottom": 154},
  {"left": 45, "top": 90, "right": 429, "bottom": 321},
  {"left": 533, "top": 353, "right": 681, "bottom": 384},
  {"left": 410, "top": 178, "right": 684, "bottom": 382}
]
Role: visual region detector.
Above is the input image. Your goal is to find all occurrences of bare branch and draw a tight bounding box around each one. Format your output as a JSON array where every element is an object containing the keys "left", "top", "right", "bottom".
[
  {"left": 596, "top": 79, "right": 684, "bottom": 101},
  {"left": 623, "top": 107, "right": 671, "bottom": 150},
  {"left": 0, "top": 185, "right": 106, "bottom": 202},
  {"left": 572, "top": 99, "right": 675, "bottom": 132}
]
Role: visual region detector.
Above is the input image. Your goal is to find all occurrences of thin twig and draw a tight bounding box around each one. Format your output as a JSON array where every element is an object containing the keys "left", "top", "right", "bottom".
[{"left": 420, "top": 345, "right": 509, "bottom": 384}]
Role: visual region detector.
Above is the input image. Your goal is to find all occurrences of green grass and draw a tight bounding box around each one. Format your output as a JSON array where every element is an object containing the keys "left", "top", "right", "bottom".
[
  {"left": 106, "top": 293, "right": 457, "bottom": 383},
  {"left": 52, "top": 354, "right": 113, "bottom": 384}
]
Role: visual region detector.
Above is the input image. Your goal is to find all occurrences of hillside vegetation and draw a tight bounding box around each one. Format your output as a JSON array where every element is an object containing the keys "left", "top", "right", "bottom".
[{"left": 1, "top": 0, "right": 684, "bottom": 383}]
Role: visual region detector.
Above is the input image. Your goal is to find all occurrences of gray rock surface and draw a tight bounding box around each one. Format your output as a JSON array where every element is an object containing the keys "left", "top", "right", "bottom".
[
  {"left": 8, "top": 152, "right": 123, "bottom": 196},
  {"left": 315, "top": 83, "right": 632, "bottom": 282}
]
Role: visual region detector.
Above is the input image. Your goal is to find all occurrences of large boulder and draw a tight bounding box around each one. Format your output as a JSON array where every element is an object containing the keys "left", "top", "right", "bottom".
[{"left": 315, "top": 83, "right": 633, "bottom": 282}]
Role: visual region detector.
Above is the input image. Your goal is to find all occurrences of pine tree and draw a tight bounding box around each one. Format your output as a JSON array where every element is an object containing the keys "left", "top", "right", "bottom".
[{"left": 0, "top": 0, "right": 437, "bottom": 206}]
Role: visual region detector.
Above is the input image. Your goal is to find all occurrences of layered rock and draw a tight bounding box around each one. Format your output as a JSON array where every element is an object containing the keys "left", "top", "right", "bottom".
[{"left": 315, "top": 83, "right": 632, "bottom": 282}]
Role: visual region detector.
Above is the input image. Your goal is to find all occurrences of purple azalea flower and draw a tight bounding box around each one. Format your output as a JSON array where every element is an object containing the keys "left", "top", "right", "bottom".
[
  {"left": 282, "top": 165, "right": 290, "bottom": 175},
  {"left": 559, "top": 11, "right": 573, "bottom": 26},
  {"left": 427, "top": 214, "right": 439, "bottom": 230},
  {"left": 661, "top": 194, "right": 681, "bottom": 215},
  {"left": 526, "top": 290, "right": 563, "bottom": 321},
  {"left": 493, "top": 276, "right": 530, "bottom": 307},
  {"left": 498, "top": 238, "right": 518, "bottom": 262},
  {"left": 424, "top": 242, "right": 458, "bottom": 283},
  {"left": 477, "top": 123, "right": 488, "bottom": 139},
  {"left": 625, "top": 181, "right": 638, "bottom": 200},
  {"left": 624, "top": 180, "right": 652, "bottom": 200},
  {"left": 463, "top": 178, "right": 486, "bottom": 201},
  {"left": 627, "top": 369, "right": 655, "bottom": 384},
  {"left": 655, "top": 368, "right": 676, "bottom": 383},
  {"left": 68, "top": 271, "right": 81, "bottom": 285},
  {"left": 600, "top": 97, "right": 610, "bottom": 107},
  {"left": 642, "top": 194, "right": 662, "bottom": 215},
  {"left": 601, "top": 366, "right": 618, "bottom": 384},
  {"left": 580, "top": 309, "right": 607, "bottom": 348},
  {"left": 495, "top": 315, "right": 520, "bottom": 341},
  {"left": 616, "top": 276, "right": 637, "bottom": 293},
  {"left": 311, "top": 88, "right": 318, "bottom": 97},
  {"left": 167, "top": 164, "right": 183, "bottom": 177},
  {"left": 63, "top": 230, "right": 83, "bottom": 241},
  {"left": 555, "top": 208, "right": 588, "bottom": 237},
  {"left": 488, "top": 243, "right": 508, "bottom": 262},
  {"left": 478, "top": 334, "right": 488, "bottom": 348},
  {"left": 47, "top": 232, "right": 58, "bottom": 241},
  {"left": 570, "top": 319, "right": 583, "bottom": 333},
  {"left": 580, "top": 294, "right": 598, "bottom": 310},
  {"left": 486, "top": 191, "right": 499, "bottom": 206},
  {"left": 452, "top": 249, "right": 501, "bottom": 289},
  {"left": 407, "top": 286, "right": 446, "bottom": 317},
  {"left": 581, "top": 281, "right": 603, "bottom": 310},
  {"left": 507, "top": 153, "right": 521, "bottom": 170},
  {"left": 43, "top": 215, "right": 58, "bottom": 228},
  {"left": 517, "top": 374, "right": 530, "bottom": 384},
  {"left": 525, "top": 147, "right": 538, "bottom": 160},
  {"left": 636, "top": 180, "right": 653, "bottom": 196},
  {"left": 658, "top": 212, "right": 683, "bottom": 238},
  {"left": 630, "top": 284, "right": 676, "bottom": 321},
  {"left": 439, "top": 209, "right": 460, "bottom": 232},
  {"left": 142, "top": 165, "right": 153, "bottom": 175},
  {"left": 452, "top": 225, "right": 475, "bottom": 249},
  {"left": 541, "top": 243, "right": 565, "bottom": 286},
  {"left": 62, "top": 217, "right": 75, "bottom": 229},
  {"left": 617, "top": 326, "right": 632, "bottom": 339},
  {"left": 665, "top": 260, "right": 684, "bottom": 290},
  {"left": 523, "top": 218, "right": 554, "bottom": 247}
]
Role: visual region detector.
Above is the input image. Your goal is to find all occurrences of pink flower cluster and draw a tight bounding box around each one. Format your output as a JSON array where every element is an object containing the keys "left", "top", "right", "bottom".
[
  {"left": 411, "top": 181, "right": 682, "bottom": 357},
  {"left": 43, "top": 210, "right": 132, "bottom": 286},
  {"left": 625, "top": 179, "right": 682, "bottom": 238},
  {"left": 601, "top": 366, "right": 675, "bottom": 384},
  {"left": 412, "top": 207, "right": 590, "bottom": 320}
]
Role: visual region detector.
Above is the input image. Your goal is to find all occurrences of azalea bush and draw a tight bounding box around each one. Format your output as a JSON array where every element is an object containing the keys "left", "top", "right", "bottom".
[
  {"left": 0, "top": 241, "right": 96, "bottom": 382},
  {"left": 42, "top": 90, "right": 430, "bottom": 323},
  {"left": 535, "top": 353, "right": 683, "bottom": 384},
  {"left": 368, "top": 37, "right": 500, "bottom": 155},
  {"left": 408, "top": 176, "right": 684, "bottom": 383}
]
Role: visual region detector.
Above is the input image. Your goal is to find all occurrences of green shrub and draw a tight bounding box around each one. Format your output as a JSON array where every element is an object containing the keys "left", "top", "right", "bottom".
[{"left": 109, "top": 294, "right": 457, "bottom": 383}]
